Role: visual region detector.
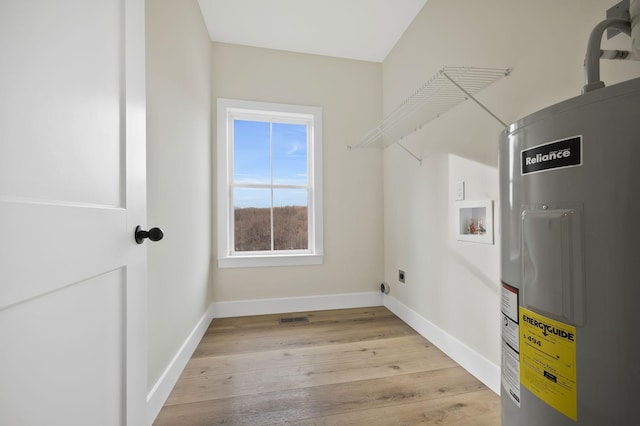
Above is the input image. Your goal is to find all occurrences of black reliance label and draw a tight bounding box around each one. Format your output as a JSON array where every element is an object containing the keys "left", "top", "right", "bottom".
[{"left": 521, "top": 136, "right": 582, "bottom": 175}]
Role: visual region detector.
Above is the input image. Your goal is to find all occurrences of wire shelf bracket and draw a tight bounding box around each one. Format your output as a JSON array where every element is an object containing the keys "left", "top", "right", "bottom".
[{"left": 348, "top": 66, "right": 512, "bottom": 164}]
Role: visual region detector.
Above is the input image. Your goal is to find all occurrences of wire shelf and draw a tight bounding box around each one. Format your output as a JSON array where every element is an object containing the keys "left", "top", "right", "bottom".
[{"left": 351, "top": 67, "right": 511, "bottom": 151}]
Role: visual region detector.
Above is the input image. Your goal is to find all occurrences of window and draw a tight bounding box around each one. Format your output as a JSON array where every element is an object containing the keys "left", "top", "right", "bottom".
[{"left": 217, "top": 99, "right": 323, "bottom": 268}]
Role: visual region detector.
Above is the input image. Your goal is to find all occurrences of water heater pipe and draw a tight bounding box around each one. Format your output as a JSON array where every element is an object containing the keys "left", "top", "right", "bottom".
[
  {"left": 631, "top": 0, "right": 640, "bottom": 55},
  {"left": 601, "top": 49, "right": 640, "bottom": 60},
  {"left": 583, "top": 18, "right": 632, "bottom": 93}
]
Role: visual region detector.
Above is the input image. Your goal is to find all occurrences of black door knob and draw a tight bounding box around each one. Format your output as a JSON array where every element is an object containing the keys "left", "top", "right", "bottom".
[{"left": 135, "top": 226, "right": 164, "bottom": 244}]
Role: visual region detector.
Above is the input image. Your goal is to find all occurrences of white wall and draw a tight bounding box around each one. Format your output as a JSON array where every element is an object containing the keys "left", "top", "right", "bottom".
[
  {"left": 211, "top": 43, "right": 383, "bottom": 305},
  {"left": 382, "top": 0, "right": 640, "bottom": 383},
  {"left": 145, "top": 0, "right": 212, "bottom": 391}
]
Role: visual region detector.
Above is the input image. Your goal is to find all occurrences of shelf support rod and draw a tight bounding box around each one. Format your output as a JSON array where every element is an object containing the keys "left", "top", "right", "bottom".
[
  {"left": 379, "top": 128, "right": 422, "bottom": 165},
  {"left": 442, "top": 72, "right": 508, "bottom": 128},
  {"left": 397, "top": 140, "right": 422, "bottom": 165}
]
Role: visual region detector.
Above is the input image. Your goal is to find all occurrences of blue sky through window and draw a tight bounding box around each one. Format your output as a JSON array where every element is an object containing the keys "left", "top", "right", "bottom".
[{"left": 234, "top": 119, "right": 308, "bottom": 208}]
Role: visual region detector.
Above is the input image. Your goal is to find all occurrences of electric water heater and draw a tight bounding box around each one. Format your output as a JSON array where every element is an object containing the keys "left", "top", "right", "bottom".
[{"left": 499, "top": 16, "right": 640, "bottom": 424}]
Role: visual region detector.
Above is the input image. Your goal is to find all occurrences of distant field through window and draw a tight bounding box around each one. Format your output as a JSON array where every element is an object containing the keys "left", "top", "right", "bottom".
[{"left": 217, "top": 99, "right": 323, "bottom": 268}]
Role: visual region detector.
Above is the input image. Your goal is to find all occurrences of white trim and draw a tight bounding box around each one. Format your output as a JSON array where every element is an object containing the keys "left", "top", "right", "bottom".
[
  {"left": 210, "top": 291, "right": 383, "bottom": 318},
  {"left": 146, "top": 306, "right": 214, "bottom": 425},
  {"left": 216, "top": 98, "right": 323, "bottom": 268},
  {"left": 218, "top": 253, "right": 323, "bottom": 268},
  {"left": 383, "top": 295, "right": 500, "bottom": 394}
]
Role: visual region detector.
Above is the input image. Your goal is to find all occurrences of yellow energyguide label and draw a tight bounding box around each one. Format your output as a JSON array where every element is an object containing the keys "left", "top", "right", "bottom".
[{"left": 519, "top": 307, "right": 577, "bottom": 421}]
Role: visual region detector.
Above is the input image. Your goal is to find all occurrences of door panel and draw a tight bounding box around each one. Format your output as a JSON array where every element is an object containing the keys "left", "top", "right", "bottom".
[
  {"left": 0, "top": 0, "right": 146, "bottom": 424},
  {"left": 0, "top": 202, "right": 126, "bottom": 309},
  {"left": 0, "top": 271, "right": 125, "bottom": 425},
  {"left": 0, "top": 0, "right": 123, "bottom": 207}
]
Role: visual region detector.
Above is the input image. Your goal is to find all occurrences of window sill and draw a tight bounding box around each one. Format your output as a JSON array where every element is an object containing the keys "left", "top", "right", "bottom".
[{"left": 217, "top": 253, "right": 324, "bottom": 269}]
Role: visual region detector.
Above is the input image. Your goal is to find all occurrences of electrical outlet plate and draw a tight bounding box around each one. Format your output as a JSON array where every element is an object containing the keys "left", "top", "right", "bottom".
[
  {"left": 455, "top": 181, "right": 465, "bottom": 201},
  {"left": 398, "top": 270, "right": 405, "bottom": 283}
]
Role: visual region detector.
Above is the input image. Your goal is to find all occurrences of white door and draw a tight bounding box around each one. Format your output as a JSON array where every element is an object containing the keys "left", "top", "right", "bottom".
[{"left": 0, "top": 1, "right": 147, "bottom": 425}]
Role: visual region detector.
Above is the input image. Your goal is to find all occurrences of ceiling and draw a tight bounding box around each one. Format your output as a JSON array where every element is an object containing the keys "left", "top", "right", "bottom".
[{"left": 197, "top": 0, "right": 428, "bottom": 63}]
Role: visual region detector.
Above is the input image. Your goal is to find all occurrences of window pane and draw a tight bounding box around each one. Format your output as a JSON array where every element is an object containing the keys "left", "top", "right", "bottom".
[
  {"left": 272, "top": 123, "right": 308, "bottom": 185},
  {"left": 234, "top": 188, "right": 271, "bottom": 252},
  {"left": 234, "top": 120, "right": 270, "bottom": 183},
  {"left": 273, "top": 189, "right": 308, "bottom": 250}
]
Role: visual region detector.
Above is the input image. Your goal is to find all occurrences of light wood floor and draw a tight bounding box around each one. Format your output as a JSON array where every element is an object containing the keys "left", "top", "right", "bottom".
[{"left": 154, "top": 307, "right": 500, "bottom": 425}]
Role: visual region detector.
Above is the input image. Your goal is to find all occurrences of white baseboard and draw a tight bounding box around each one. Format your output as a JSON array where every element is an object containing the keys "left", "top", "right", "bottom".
[
  {"left": 383, "top": 295, "right": 500, "bottom": 394},
  {"left": 146, "top": 306, "right": 214, "bottom": 425},
  {"left": 210, "top": 291, "right": 384, "bottom": 318}
]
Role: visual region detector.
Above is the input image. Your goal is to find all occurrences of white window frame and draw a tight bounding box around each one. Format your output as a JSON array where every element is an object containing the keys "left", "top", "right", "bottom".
[{"left": 217, "top": 98, "right": 323, "bottom": 268}]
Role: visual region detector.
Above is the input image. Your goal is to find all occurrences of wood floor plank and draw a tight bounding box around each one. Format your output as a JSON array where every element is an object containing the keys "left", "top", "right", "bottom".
[
  {"left": 154, "top": 367, "right": 487, "bottom": 426},
  {"left": 180, "top": 335, "right": 434, "bottom": 379},
  {"left": 290, "top": 389, "right": 501, "bottom": 426},
  {"left": 166, "top": 343, "right": 458, "bottom": 405},
  {"left": 208, "top": 306, "right": 394, "bottom": 332},
  {"left": 194, "top": 316, "right": 416, "bottom": 357},
  {"left": 153, "top": 307, "right": 501, "bottom": 425}
]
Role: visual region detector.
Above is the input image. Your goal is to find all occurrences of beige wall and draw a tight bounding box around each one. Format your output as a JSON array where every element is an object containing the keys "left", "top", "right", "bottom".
[
  {"left": 146, "top": 0, "right": 212, "bottom": 390},
  {"left": 382, "top": 0, "right": 640, "bottom": 368},
  {"left": 211, "top": 43, "right": 383, "bottom": 302}
]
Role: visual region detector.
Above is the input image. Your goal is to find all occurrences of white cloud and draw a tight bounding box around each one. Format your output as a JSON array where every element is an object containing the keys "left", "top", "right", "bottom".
[{"left": 287, "top": 142, "right": 301, "bottom": 155}]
